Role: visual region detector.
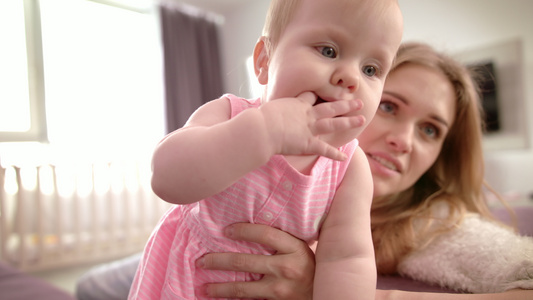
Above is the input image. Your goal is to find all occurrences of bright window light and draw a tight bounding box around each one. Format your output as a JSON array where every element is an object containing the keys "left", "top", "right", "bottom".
[
  {"left": 0, "top": 1, "right": 31, "bottom": 132},
  {"left": 38, "top": 0, "right": 165, "bottom": 163}
]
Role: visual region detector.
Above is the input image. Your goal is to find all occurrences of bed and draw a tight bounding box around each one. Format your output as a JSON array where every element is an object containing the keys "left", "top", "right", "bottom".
[{"left": 0, "top": 261, "right": 75, "bottom": 300}]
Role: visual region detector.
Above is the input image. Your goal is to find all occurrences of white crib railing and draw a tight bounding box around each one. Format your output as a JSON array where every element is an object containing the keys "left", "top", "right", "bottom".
[{"left": 0, "top": 162, "right": 170, "bottom": 273}]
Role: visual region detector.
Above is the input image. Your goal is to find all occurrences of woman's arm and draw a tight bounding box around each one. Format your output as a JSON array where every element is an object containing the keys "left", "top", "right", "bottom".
[
  {"left": 378, "top": 289, "right": 533, "bottom": 300},
  {"left": 397, "top": 213, "right": 533, "bottom": 293},
  {"left": 198, "top": 223, "right": 533, "bottom": 300}
]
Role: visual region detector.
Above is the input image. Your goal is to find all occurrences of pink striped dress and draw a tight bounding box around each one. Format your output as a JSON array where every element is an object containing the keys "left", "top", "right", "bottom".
[{"left": 128, "top": 94, "right": 358, "bottom": 300}]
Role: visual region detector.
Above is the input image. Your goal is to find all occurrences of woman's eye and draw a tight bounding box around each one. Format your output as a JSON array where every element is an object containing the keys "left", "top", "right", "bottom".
[
  {"left": 378, "top": 101, "right": 396, "bottom": 114},
  {"left": 363, "top": 65, "right": 378, "bottom": 77},
  {"left": 421, "top": 124, "right": 439, "bottom": 139},
  {"left": 319, "top": 46, "right": 337, "bottom": 58}
]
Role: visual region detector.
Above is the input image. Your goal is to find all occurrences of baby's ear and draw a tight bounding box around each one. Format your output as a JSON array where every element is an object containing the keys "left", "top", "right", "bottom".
[{"left": 253, "top": 36, "right": 269, "bottom": 84}]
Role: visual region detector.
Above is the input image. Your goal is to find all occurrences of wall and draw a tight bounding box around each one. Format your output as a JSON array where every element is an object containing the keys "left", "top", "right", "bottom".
[
  {"left": 177, "top": 0, "right": 533, "bottom": 198},
  {"left": 168, "top": 0, "right": 270, "bottom": 97},
  {"left": 398, "top": 0, "right": 533, "bottom": 198},
  {"left": 217, "top": 1, "right": 270, "bottom": 98}
]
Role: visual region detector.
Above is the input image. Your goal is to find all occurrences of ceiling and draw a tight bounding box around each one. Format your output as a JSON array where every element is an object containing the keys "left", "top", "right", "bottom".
[
  {"left": 167, "top": 0, "right": 250, "bottom": 14},
  {"left": 99, "top": 0, "right": 250, "bottom": 14}
]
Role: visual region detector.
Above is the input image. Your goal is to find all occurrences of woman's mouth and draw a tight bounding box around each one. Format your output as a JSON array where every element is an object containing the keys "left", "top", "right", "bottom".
[{"left": 369, "top": 154, "right": 399, "bottom": 172}]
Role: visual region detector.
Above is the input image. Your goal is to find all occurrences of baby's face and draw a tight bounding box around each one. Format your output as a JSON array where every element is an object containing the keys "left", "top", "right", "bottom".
[{"left": 263, "top": 0, "right": 403, "bottom": 146}]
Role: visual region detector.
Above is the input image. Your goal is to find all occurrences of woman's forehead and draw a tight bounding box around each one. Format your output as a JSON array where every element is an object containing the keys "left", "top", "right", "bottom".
[{"left": 385, "top": 64, "right": 456, "bottom": 126}]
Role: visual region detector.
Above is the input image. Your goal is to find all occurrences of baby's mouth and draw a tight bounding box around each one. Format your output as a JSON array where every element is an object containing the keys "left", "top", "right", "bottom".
[{"left": 314, "top": 97, "right": 326, "bottom": 106}]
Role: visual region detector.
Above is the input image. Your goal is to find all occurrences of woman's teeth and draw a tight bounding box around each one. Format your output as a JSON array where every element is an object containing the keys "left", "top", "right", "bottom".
[{"left": 372, "top": 155, "right": 398, "bottom": 171}]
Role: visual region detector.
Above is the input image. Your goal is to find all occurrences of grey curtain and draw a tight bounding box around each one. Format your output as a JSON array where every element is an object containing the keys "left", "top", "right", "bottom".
[{"left": 159, "top": 4, "right": 223, "bottom": 133}]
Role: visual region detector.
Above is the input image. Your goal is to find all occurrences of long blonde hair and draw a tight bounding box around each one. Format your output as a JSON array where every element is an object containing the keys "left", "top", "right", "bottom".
[{"left": 371, "top": 42, "right": 497, "bottom": 274}]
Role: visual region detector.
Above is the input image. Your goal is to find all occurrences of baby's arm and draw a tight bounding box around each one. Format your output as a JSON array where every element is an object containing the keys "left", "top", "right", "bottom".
[
  {"left": 313, "top": 148, "right": 376, "bottom": 300},
  {"left": 151, "top": 93, "right": 363, "bottom": 204},
  {"left": 151, "top": 95, "right": 274, "bottom": 204}
]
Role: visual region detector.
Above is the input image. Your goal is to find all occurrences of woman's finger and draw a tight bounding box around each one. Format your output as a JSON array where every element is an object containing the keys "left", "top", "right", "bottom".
[
  {"left": 198, "top": 252, "right": 273, "bottom": 275},
  {"left": 201, "top": 280, "right": 272, "bottom": 299},
  {"left": 224, "top": 223, "right": 308, "bottom": 254}
]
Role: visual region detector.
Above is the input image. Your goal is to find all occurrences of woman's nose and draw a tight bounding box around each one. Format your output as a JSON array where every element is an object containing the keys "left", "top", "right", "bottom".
[{"left": 386, "top": 125, "right": 414, "bottom": 153}]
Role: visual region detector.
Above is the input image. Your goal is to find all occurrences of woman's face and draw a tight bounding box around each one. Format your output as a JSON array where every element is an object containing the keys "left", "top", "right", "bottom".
[{"left": 359, "top": 63, "right": 456, "bottom": 197}]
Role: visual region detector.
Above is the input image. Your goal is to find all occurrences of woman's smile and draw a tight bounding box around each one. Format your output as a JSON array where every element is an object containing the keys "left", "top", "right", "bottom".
[{"left": 368, "top": 153, "right": 400, "bottom": 173}]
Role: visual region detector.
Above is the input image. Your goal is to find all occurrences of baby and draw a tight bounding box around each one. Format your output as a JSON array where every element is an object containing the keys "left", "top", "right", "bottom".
[{"left": 129, "top": 0, "right": 403, "bottom": 299}]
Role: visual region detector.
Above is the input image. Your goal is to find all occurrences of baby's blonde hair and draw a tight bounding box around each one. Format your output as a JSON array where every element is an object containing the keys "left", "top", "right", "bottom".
[
  {"left": 261, "top": 0, "right": 302, "bottom": 54},
  {"left": 261, "top": 0, "right": 400, "bottom": 55}
]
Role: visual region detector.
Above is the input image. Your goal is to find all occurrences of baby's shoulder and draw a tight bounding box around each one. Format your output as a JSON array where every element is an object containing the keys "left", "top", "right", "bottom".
[{"left": 184, "top": 95, "right": 231, "bottom": 127}]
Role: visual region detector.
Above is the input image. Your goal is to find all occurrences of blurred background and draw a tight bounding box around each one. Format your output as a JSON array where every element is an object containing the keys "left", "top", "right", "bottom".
[{"left": 1, "top": 0, "right": 532, "bottom": 296}]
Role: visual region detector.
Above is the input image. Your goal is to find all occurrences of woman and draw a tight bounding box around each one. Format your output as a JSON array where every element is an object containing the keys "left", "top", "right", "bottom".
[
  {"left": 76, "top": 42, "right": 533, "bottom": 299},
  {"left": 195, "top": 42, "right": 533, "bottom": 299}
]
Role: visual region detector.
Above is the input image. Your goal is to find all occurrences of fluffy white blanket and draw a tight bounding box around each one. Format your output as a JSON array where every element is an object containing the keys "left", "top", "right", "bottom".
[{"left": 398, "top": 213, "right": 533, "bottom": 293}]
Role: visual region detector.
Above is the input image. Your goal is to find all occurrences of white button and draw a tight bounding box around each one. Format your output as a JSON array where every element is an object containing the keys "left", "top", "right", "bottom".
[
  {"left": 282, "top": 181, "right": 293, "bottom": 191},
  {"left": 263, "top": 212, "right": 273, "bottom": 220}
]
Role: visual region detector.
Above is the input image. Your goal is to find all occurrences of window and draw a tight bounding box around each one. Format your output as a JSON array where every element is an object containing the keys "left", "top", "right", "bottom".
[
  {"left": 0, "top": 0, "right": 164, "bottom": 165},
  {"left": 0, "top": 0, "right": 47, "bottom": 142}
]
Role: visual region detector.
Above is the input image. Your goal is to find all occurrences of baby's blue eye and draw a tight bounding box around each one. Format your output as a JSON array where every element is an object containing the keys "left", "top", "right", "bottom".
[
  {"left": 320, "top": 46, "right": 337, "bottom": 58},
  {"left": 363, "top": 65, "right": 377, "bottom": 77}
]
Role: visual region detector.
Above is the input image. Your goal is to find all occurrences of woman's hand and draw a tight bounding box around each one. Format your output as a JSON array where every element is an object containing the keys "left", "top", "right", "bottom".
[{"left": 196, "top": 223, "right": 315, "bottom": 299}]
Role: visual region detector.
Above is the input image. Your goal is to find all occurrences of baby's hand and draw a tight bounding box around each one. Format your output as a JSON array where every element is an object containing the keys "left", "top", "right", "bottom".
[{"left": 259, "top": 92, "right": 364, "bottom": 161}]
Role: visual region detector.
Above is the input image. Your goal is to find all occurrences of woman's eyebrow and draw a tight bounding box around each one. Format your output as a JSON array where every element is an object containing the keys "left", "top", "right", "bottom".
[
  {"left": 431, "top": 115, "right": 450, "bottom": 129},
  {"left": 384, "top": 91, "right": 451, "bottom": 129}
]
